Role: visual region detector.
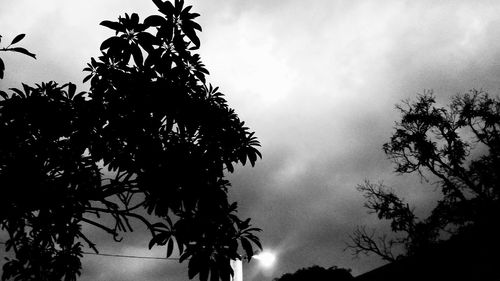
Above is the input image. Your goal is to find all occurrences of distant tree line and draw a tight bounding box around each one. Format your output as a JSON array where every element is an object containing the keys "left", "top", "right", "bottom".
[{"left": 273, "top": 265, "right": 353, "bottom": 281}]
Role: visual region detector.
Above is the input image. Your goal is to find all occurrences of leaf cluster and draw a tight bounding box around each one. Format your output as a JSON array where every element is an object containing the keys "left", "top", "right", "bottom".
[
  {"left": 0, "top": 34, "right": 36, "bottom": 79},
  {"left": 0, "top": 82, "right": 93, "bottom": 281}
]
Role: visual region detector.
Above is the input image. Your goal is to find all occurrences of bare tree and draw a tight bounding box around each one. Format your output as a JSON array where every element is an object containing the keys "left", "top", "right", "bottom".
[{"left": 347, "top": 90, "right": 500, "bottom": 261}]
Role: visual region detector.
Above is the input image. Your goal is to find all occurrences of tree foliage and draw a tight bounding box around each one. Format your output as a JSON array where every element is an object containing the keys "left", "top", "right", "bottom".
[
  {"left": 347, "top": 90, "right": 500, "bottom": 261},
  {"left": 0, "top": 1, "right": 262, "bottom": 281},
  {"left": 272, "top": 265, "right": 353, "bottom": 281}
]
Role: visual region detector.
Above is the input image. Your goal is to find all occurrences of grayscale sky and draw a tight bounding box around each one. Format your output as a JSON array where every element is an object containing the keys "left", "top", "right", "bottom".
[{"left": 2, "top": 0, "right": 500, "bottom": 280}]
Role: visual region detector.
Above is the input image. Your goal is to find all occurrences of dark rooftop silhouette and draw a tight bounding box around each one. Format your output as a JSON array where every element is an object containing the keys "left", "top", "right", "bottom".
[{"left": 355, "top": 221, "right": 500, "bottom": 280}]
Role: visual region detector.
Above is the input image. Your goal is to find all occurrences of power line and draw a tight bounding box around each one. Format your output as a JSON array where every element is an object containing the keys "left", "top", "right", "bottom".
[
  {"left": 82, "top": 251, "right": 180, "bottom": 260},
  {"left": 1, "top": 241, "right": 180, "bottom": 261}
]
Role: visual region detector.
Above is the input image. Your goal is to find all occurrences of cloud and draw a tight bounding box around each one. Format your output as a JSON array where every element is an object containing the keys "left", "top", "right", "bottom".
[
  {"left": 220, "top": 1, "right": 500, "bottom": 278},
  {"left": 3, "top": 0, "right": 500, "bottom": 280}
]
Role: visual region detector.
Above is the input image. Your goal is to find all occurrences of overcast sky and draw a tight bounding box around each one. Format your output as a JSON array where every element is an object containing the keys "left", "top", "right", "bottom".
[{"left": 3, "top": 0, "right": 500, "bottom": 280}]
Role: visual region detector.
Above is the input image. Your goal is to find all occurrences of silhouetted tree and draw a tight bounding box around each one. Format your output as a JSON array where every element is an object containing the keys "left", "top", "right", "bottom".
[
  {"left": 346, "top": 91, "right": 500, "bottom": 261},
  {"left": 273, "top": 265, "right": 353, "bottom": 281},
  {"left": 0, "top": 1, "right": 261, "bottom": 281}
]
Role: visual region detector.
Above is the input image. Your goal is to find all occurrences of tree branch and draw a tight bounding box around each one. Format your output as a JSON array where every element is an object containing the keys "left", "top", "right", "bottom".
[{"left": 345, "top": 226, "right": 397, "bottom": 262}]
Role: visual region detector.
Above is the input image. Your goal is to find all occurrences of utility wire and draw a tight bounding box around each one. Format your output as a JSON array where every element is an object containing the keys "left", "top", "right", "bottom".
[
  {"left": 82, "top": 251, "right": 180, "bottom": 260},
  {"left": 0, "top": 241, "right": 180, "bottom": 261}
]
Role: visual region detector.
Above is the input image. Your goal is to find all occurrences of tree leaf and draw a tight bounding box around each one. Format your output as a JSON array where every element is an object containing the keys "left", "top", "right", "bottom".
[
  {"left": 131, "top": 13, "right": 140, "bottom": 25},
  {"left": 151, "top": 222, "right": 169, "bottom": 230},
  {"left": 0, "top": 57, "right": 4, "bottom": 79},
  {"left": 186, "top": 20, "right": 202, "bottom": 31},
  {"left": 21, "top": 83, "right": 31, "bottom": 95},
  {"left": 100, "top": 20, "right": 125, "bottom": 33},
  {"left": 152, "top": 0, "right": 165, "bottom": 10},
  {"left": 144, "top": 15, "right": 167, "bottom": 27},
  {"left": 82, "top": 74, "right": 92, "bottom": 83},
  {"left": 247, "top": 235, "right": 262, "bottom": 250},
  {"left": 240, "top": 237, "right": 253, "bottom": 261},
  {"left": 132, "top": 45, "right": 143, "bottom": 67},
  {"left": 174, "top": 0, "right": 184, "bottom": 15},
  {"left": 181, "top": 5, "right": 192, "bottom": 15},
  {"left": 166, "top": 238, "right": 174, "bottom": 257},
  {"left": 238, "top": 151, "right": 247, "bottom": 165},
  {"left": 8, "top": 47, "right": 36, "bottom": 59},
  {"left": 137, "top": 32, "right": 157, "bottom": 53},
  {"left": 176, "top": 237, "right": 185, "bottom": 255},
  {"left": 148, "top": 235, "right": 158, "bottom": 249},
  {"left": 179, "top": 252, "right": 189, "bottom": 263},
  {"left": 225, "top": 161, "right": 234, "bottom": 173},
  {"left": 152, "top": 0, "right": 174, "bottom": 15},
  {"left": 9, "top": 87, "right": 25, "bottom": 98},
  {"left": 68, "top": 83, "right": 77, "bottom": 99},
  {"left": 10, "top": 34, "right": 25, "bottom": 45},
  {"left": 0, "top": 90, "right": 8, "bottom": 100},
  {"left": 188, "top": 256, "right": 199, "bottom": 279},
  {"left": 182, "top": 24, "right": 200, "bottom": 47},
  {"left": 100, "top": 36, "right": 122, "bottom": 51}
]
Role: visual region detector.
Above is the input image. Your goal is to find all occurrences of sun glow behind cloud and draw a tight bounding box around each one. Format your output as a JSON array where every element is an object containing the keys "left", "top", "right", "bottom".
[{"left": 254, "top": 251, "right": 277, "bottom": 269}]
